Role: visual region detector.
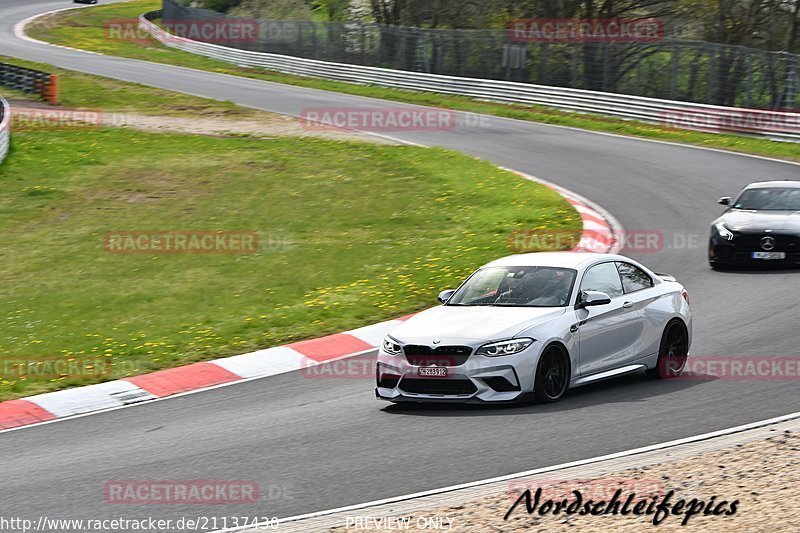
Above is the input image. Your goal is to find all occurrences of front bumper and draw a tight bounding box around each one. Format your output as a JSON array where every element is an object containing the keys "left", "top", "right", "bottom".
[
  {"left": 375, "top": 346, "right": 538, "bottom": 403},
  {"left": 709, "top": 233, "right": 800, "bottom": 266}
]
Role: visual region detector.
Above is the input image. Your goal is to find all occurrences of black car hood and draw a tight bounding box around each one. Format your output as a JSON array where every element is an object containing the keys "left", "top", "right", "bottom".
[{"left": 715, "top": 210, "right": 800, "bottom": 233}]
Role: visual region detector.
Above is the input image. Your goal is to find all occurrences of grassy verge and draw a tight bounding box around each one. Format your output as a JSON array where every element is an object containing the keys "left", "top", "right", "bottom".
[
  {"left": 25, "top": 0, "right": 800, "bottom": 162},
  {"left": 0, "top": 54, "right": 260, "bottom": 118},
  {"left": 0, "top": 124, "right": 579, "bottom": 401}
]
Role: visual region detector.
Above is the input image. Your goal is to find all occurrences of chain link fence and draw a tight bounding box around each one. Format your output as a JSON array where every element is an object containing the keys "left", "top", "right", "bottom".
[{"left": 163, "top": 0, "right": 798, "bottom": 110}]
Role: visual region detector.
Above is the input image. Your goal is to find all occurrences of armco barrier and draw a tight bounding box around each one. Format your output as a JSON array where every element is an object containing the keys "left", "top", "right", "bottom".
[
  {"left": 139, "top": 11, "right": 800, "bottom": 142},
  {"left": 0, "top": 96, "right": 9, "bottom": 164}
]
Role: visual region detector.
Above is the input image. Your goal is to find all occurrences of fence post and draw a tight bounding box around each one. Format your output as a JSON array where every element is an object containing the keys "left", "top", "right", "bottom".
[
  {"left": 540, "top": 42, "right": 548, "bottom": 84},
  {"left": 706, "top": 44, "right": 715, "bottom": 104},
  {"left": 782, "top": 53, "right": 797, "bottom": 110},
  {"left": 745, "top": 53, "right": 754, "bottom": 108},
  {"left": 572, "top": 44, "right": 579, "bottom": 88},
  {"left": 45, "top": 74, "right": 59, "bottom": 105},
  {"left": 635, "top": 43, "right": 643, "bottom": 95},
  {"left": 670, "top": 44, "right": 680, "bottom": 99},
  {"left": 360, "top": 23, "right": 366, "bottom": 66}
]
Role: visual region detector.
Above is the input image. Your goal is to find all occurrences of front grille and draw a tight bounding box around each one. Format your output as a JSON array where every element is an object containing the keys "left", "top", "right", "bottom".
[
  {"left": 399, "top": 378, "right": 477, "bottom": 395},
  {"left": 403, "top": 345, "right": 472, "bottom": 366},
  {"left": 731, "top": 233, "right": 800, "bottom": 252}
]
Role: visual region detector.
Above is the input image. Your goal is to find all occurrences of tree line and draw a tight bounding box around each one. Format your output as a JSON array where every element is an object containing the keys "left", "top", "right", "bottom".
[{"left": 192, "top": 0, "right": 800, "bottom": 53}]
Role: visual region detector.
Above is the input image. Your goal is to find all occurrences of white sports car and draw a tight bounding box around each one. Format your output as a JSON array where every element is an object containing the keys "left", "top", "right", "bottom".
[{"left": 376, "top": 252, "right": 691, "bottom": 403}]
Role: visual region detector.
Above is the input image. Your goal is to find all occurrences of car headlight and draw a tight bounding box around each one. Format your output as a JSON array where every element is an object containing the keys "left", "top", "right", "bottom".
[
  {"left": 714, "top": 222, "right": 734, "bottom": 241},
  {"left": 476, "top": 338, "right": 534, "bottom": 357},
  {"left": 382, "top": 336, "right": 402, "bottom": 355}
]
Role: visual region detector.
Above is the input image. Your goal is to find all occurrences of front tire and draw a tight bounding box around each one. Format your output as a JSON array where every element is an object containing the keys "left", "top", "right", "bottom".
[
  {"left": 647, "top": 320, "right": 688, "bottom": 379},
  {"left": 534, "top": 344, "right": 570, "bottom": 402}
]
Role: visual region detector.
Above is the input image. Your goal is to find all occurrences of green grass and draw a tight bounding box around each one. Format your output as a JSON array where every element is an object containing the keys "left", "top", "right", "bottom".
[
  {"left": 0, "top": 126, "right": 579, "bottom": 400},
  {"left": 0, "top": 54, "right": 261, "bottom": 118},
  {"left": 25, "top": 0, "right": 800, "bottom": 162}
]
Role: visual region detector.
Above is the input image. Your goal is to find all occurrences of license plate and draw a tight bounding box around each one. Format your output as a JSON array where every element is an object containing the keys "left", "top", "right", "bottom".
[
  {"left": 418, "top": 366, "right": 447, "bottom": 377},
  {"left": 752, "top": 251, "right": 785, "bottom": 260}
]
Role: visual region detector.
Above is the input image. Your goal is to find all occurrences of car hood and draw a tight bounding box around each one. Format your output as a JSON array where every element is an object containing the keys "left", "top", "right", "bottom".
[
  {"left": 389, "top": 305, "right": 566, "bottom": 343},
  {"left": 716, "top": 210, "right": 800, "bottom": 232}
]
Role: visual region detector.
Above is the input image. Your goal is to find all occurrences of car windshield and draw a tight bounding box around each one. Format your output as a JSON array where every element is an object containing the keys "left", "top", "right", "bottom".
[
  {"left": 447, "top": 266, "right": 577, "bottom": 307},
  {"left": 733, "top": 187, "right": 800, "bottom": 211}
]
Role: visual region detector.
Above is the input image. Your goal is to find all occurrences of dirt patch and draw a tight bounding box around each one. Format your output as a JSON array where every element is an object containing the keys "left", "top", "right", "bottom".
[
  {"left": 330, "top": 430, "right": 799, "bottom": 532},
  {"left": 7, "top": 100, "right": 396, "bottom": 144}
]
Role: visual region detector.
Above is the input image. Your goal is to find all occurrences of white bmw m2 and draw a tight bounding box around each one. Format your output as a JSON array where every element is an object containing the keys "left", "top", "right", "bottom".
[{"left": 376, "top": 252, "right": 691, "bottom": 403}]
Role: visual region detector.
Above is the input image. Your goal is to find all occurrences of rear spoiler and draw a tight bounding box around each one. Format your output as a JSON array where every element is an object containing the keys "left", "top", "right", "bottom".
[{"left": 655, "top": 272, "right": 677, "bottom": 282}]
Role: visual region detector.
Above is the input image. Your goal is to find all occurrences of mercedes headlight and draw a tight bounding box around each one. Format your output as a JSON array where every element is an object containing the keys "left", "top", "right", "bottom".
[
  {"left": 476, "top": 338, "right": 534, "bottom": 357},
  {"left": 714, "top": 222, "right": 734, "bottom": 241},
  {"left": 382, "top": 336, "right": 402, "bottom": 355}
]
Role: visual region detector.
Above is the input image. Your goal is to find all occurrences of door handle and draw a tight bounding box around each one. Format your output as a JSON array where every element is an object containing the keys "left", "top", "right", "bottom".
[{"left": 622, "top": 301, "right": 633, "bottom": 309}]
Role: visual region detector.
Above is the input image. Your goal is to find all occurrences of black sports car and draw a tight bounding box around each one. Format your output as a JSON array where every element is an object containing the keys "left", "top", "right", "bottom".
[
  {"left": 709, "top": 180, "right": 800, "bottom": 268},
  {"left": 73, "top": 0, "right": 98, "bottom": 4}
]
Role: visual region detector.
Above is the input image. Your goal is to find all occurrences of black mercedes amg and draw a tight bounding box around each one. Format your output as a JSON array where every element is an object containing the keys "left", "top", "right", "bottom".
[{"left": 709, "top": 180, "right": 800, "bottom": 268}]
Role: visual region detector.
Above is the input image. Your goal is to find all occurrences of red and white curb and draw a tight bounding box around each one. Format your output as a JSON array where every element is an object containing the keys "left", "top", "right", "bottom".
[
  {"left": 503, "top": 168, "right": 624, "bottom": 255},
  {"left": 0, "top": 318, "right": 409, "bottom": 431},
  {"left": 0, "top": 174, "right": 621, "bottom": 433}
]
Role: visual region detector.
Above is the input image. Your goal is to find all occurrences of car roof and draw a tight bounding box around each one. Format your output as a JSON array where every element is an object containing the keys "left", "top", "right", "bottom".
[
  {"left": 482, "top": 251, "right": 628, "bottom": 270},
  {"left": 744, "top": 180, "right": 800, "bottom": 190}
]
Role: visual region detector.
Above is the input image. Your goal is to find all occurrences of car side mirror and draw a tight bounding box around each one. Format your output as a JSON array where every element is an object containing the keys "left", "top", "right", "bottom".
[
  {"left": 437, "top": 289, "right": 456, "bottom": 304},
  {"left": 718, "top": 197, "right": 730, "bottom": 206},
  {"left": 576, "top": 290, "right": 611, "bottom": 309}
]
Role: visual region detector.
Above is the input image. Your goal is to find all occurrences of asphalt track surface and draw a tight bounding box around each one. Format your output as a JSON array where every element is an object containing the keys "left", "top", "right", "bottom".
[{"left": 1, "top": 0, "right": 799, "bottom": 526}]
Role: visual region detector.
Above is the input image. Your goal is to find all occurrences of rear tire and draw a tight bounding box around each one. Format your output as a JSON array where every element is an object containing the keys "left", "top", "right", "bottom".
[
  {"left": 534, "top": 344, "right": 570, "bottom": 402},
  {"left": 647, "top": 321, "right": 688, "bottom": 379}
]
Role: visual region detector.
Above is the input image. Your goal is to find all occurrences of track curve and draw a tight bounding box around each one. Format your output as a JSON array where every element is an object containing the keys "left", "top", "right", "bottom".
[{"left": 1, "top": 0, "right": 799, "bottom": 525}]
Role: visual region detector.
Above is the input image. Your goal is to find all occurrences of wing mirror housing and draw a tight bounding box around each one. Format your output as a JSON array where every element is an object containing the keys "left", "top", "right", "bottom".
[
  {"left": 576, "top": 290, "right": 612, "bottom": 309},
  {"left": 437, "top": 289, "right": 456, "bottom": 304},
  {"left": 718, "top": 196, "right": 731, "bottom": 206}
]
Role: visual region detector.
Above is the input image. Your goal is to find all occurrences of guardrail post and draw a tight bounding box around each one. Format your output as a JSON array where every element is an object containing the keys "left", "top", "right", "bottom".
[{"left": 45, "top": 74, "right": 59, "bottom": 105}]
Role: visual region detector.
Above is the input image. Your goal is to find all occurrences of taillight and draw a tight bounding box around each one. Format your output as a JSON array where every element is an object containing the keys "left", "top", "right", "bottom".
[{"left": 682, "top": 289, "right": 689, "bottom": 304}]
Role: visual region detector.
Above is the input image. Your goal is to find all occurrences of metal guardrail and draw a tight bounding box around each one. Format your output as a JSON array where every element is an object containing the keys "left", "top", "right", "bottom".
[
  {"left": 140, "top": 11, "right": 800, "bottom": 142},
  {"left": 0, "top": 96, "right": 10, "bottom": 165}
]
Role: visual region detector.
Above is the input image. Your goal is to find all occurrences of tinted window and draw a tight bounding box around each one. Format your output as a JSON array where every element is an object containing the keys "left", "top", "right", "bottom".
[
  {"left": 447, "top": 266, "right": 577, "bottom": 307},
  {"left": 616, "top": 262, "right": 653, "bottom": 293},
  {"left": 579, "top": 262, "right": 623, "bottom": 299},
  {"left": 733, "top": 187, "right": 800, "bottom": 210}
]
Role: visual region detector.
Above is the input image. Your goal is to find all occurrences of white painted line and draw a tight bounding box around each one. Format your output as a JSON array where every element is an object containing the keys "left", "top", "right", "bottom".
[
  {"left": 14, "top": 6, "right": 102, "bottom": 53},
  {"left": 213, "top": 411, "right": 800, "bottom": 530}
]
